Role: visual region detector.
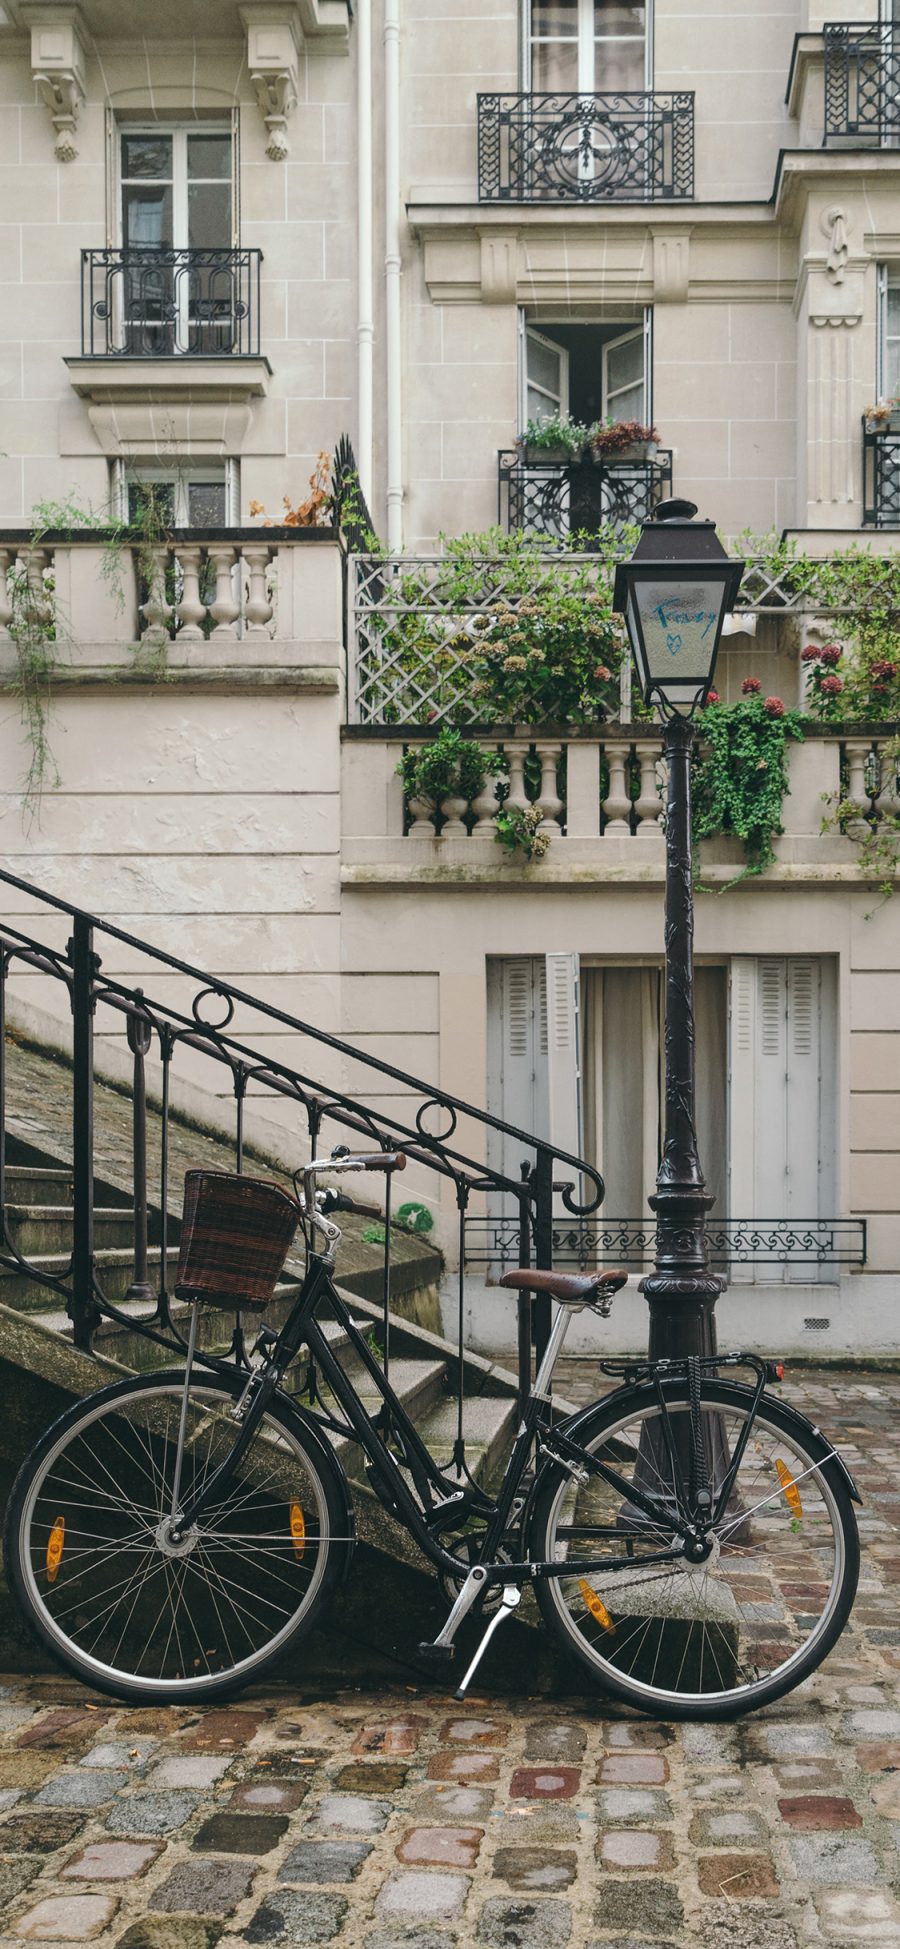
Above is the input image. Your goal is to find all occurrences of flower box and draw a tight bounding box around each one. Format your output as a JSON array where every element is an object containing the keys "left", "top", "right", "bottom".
[{"left": 591, "top": 440, "right": 658, "bottom": 464}]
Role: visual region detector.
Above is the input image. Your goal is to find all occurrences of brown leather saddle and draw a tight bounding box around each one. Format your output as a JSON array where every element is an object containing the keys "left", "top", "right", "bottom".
[{"left": 499, "top": 1267, "right": 629, "bottom": 1306}]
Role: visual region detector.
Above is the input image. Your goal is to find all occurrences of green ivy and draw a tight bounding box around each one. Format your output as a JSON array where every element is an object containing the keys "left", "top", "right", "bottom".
[
  {"left": 395, "top": 725, "right": 500, "bottom": 805},
  {"left": 693, "top": 696, "right": 805, "bottom": 882}
]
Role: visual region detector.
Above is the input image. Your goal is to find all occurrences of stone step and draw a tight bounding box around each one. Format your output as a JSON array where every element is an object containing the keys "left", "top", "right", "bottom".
[
  {"left": 0, "top": 1245, "right": 181, "bottom": 1312},
  {"left": 4, "top": 1203, "right": 136, "bottom": 1257},
  {"left": 318, "top": 1356, "right": 451, "bottom": 1480},
  {"left": 3, "top": 1166, "right": 75, "bottom": 1205}
]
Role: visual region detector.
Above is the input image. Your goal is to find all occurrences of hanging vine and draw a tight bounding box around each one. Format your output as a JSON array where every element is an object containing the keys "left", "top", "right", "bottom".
[{"left": 692, "top": 689, "right": 805, "bottom": 884}]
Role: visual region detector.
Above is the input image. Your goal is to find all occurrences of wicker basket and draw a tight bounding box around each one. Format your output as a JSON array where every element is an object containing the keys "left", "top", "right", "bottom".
[{"left": 174, "top": 1170, "right": 300, "bottom": 1313}]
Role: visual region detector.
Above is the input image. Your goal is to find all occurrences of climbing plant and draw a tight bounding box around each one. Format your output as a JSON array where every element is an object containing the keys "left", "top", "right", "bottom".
[{"left": 692, "top": 689, "right": 805, "bottom": 882}]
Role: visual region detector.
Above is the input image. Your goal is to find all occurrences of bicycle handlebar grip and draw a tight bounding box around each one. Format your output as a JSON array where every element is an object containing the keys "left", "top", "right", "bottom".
[
  {"left": 342, "top": 1194, "right": 383, "bottom": 1218},
  {"left": 360, "top": 1152, "right": 407, "bottom": 1173}
]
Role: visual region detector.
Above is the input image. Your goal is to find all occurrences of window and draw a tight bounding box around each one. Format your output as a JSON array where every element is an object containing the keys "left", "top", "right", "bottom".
[
  {"left": 522, "top": 317, "right": 650, "bottom": 434},
  {"left": 114, "top": 463, "right": 234, "bottom": 528},
  {"left": 118, "top": 127, "right": 235, "bottom": 354},
  {"left": 527, "top": 0, "right": 649, "bottom": 93},
  {"left": 877, "top": 265, "right": 900, "bottom": 399}
]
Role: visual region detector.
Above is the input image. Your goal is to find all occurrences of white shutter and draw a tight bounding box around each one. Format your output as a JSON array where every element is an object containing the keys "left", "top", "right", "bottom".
[
  {"left": 525, "top": 328, "right": 569, "bottom": 427},
  {"left": 728, "top": 957, "right": 758, "bottom": 1283},
  {"left": 486, "top": 958, "right": 550, "bottom": 1201},
  {"left": 602, "top": 327, "right": 646, "bottom": 424},
  {"left": 546, "top": 954, "right": 581, "bottom": 1208}
]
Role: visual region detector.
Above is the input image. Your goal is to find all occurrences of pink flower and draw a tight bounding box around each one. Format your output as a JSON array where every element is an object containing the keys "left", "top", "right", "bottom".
[
  {"left": 703, "top": 689, "right": 721, "bottom": 707},
  {"left": 820, "top": 673, "right": 843, "bottom": 695},
  {"left": 872, "top": 659, "right": 897, "bottom": 681},
  {"left": 593, "top": 664, "right": 612, "bottom": 681},
  {"left": 764, "top": 695, "right": 785, "bottom": 717},
  {"left": 820, "top": 644, "right": 842, "bottom": 666},
  {"left": 801, "top": 645, "right": 820, "bottom": 663},
  {"left": 741, "top": 676, "right": 762, "bottom": 695}
]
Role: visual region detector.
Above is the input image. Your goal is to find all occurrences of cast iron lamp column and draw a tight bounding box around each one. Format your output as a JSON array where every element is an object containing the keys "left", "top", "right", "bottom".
[{"left": 613, "top": 500, "right": 745, "bottom": 1360}]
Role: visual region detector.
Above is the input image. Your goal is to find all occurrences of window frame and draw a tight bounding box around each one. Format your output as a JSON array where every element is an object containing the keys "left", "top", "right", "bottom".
[{"left": 522, "top": 0, "right": 653, "bottom": 93}]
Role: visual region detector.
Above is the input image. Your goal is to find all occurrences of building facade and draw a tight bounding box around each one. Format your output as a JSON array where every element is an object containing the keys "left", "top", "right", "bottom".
[{"left": 0, "top": 0, "right": 897, "bottom": 1354}]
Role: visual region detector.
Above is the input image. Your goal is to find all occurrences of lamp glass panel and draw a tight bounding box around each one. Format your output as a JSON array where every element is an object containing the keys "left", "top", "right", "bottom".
[{"left": 634, "top": 576, "right": 727, "bottom": 687}]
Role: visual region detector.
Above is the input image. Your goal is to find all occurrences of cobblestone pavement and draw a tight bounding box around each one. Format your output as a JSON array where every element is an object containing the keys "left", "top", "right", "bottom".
[{"left": 1, "top": 1365, "right": 900, "bottom": 1948}]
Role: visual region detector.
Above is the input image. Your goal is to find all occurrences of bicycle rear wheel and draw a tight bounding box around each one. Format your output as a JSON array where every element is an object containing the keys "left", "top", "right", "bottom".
[
  {"left": 4, "top": 1368, "right": 352, "bottom": 1704},
  {"left": 528, "top": 1378, "right": 859, "bottom": 1719}
]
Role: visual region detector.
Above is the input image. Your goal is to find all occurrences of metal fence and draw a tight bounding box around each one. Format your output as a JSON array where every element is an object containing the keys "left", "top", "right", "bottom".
[
  {"left": 81, "top": 247, "right": 262, "bottom": 358},
  {"left": 824, "top": 22, "right": 900, "bottom": 142},
  {"left": 478, "top": 91, "right": 694, "bottom": 202}
]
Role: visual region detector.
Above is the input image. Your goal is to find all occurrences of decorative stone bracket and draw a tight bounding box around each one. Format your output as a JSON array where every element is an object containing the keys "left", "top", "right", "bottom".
[
  {"left": 240, "top": 6, "right": 302, "bottom": 159},
  {"left": 21, "top": 3, "right": 86, "bottom": 163}
]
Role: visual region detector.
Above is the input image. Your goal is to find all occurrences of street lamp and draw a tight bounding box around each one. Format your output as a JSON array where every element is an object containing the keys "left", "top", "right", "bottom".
[{"left": 613, "top": 499, "right": 745, "bottom": 1365}]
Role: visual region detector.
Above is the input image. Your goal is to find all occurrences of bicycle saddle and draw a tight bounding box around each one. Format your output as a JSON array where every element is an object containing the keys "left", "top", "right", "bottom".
[{"left": 499, "top": 1268, "right": 629, "bottom": 1304}]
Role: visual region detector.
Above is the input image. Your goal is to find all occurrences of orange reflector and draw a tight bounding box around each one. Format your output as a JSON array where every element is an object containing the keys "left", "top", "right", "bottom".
[
  {"left": 578, "top": 1578, "right": 615, "bottom": 1633},
  {"left": 289, "top": 1503, "right": 306, "bottom": 1558},
  {"left": 45, "top": 1516, "right": 65, "bottom": 1583},
  {"left": 774, "top": 1457, "right": 803, "bottom": 1519}
]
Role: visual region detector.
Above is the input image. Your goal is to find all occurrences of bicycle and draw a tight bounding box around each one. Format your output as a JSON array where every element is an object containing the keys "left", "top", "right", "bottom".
[{"left": 4, "top": 1153, "right": 861, "bottom": 1720}]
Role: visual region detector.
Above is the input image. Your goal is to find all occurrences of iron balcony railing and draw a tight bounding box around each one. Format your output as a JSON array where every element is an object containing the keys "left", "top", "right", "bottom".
[
  {"left": 499, "top": 449, "right": 673, "bottom": 541},
  {"left": 478, "top": 91, "right": 694, "bottom": 202},
  {"left": 465, "top": 1216, "right": 867, "bottom": 1279},
  {"left": 0, "top": 868, "right": 601, "bottom": 1407},
  {"left": 80, "top": 247, "right": 262, "bottom": 357},
  {"left": 863, "top": 416, "right": 900, "bottom": 527},
  {"left": 824, "top": 22, "right": 900, "bottom": 142}
]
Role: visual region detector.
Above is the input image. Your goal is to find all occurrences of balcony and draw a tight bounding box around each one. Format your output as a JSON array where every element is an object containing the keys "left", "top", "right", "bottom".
[
  {"left": 80, "top": 248, "right": 262, "bottom": 358},
  {"left": 863, "top": 417, "right": 900, "bottom": 527},
  {"left": 477, "top": 91, "right": 694, "bottom": 204},
  {"left": 499, "top": 449, "right": 673, "bottom": 541},
  {"left": 824, "top": 22, "right": 900, "bottom": 143}
]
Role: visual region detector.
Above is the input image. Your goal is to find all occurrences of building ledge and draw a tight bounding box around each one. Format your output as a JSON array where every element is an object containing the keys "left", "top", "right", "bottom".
[
  {"left": 0, "top": 663, "right": 339, "bottom": 695},
  {"left": 65, "top": 357, "right": 272, "bottom": 403}
]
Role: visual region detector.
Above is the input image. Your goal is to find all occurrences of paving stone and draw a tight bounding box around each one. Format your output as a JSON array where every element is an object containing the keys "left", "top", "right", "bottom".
[
  {"left": 509, "top": 1767, "right": 581, "bottom": 1801},
  {"left": 523, "top": 1724, "right": 586, "bottom": 1763},
  {"left": 114, "top": 1924, "right": 223, "bottom": 1949},
  {"left": 598, "top": 1831, "right": 674, "bottom": 1872},
  {"left": 495, "top": 1808, "right": 580, "bottom": 1844},
  {"left": 772, "top": 1761, "right": 841, "bottom": 1791},
  {"left": 0, "top": 1786, "right": 23, "bottom": 1809},
  {"left": 35, "top": 1769, "right": 129, "bottom": 1808},
  {"left": 760, "top": 1726, "right": 834, "bottom": 1758},
  {"left": 813, "top": 1888, "right": 900, "bottom": 1941},
  {"left": 427, "top": 1751, "right": 499, "bottom": 1785},
  {"left": 333, "top": 1762, "right": 409, "bottom": 1793},
  {"left": 476, "top": 1897, "right": 572, "bottom": 1947},
  {"left": 787, "top": 1833, "right": 882, "bottom": 1882},
  {"left": 777, "top": 1795, "right": 862, "bottom": 1829},
  {"left": 855, "top": 1741, "right": 900, "bottom": 1772},
  {"left": 696, "top": 1908, "right": 799, "bottom": 1949},
  {"left": 441, "top": 1717, "right": 508, "bottom": 1747},
  {"left": 0, "top": 1860, "right": 42, "bottom": 1905},
  {"left": 307, "top": 1793, "right": 391, "bottom": 1834},
  {"left": 12, "top": 1893, "right": 118, "bottom": 1940},
  {"left": 0, "top": 1754, "right": 56, "bottom": 1788},
  {"left": 80, "top": 1741, "right": 156, "bottom": 1770},
  {"left": 843, "top": 1710, "right": 900, "bottom": 1740},
  {"left": 0, "top": 1811, "right": 86, "bottom": 1852},
  {"left": 593, "top": 1881, "right": 684, "bottom": 1936},
  {"left": 113, "top": 1923, "right": 223, "bottom": 1949},
  {"left": 604, "top": 1725, "right": 673, "bottom": 1752},
  {"left": 413, "top": 1785, "right": 494, "bottom": 1823},
  {"left": 62, "top": 1839, "right": 161, "bottom": 1880},
  {"left": 149, "top": 1859, "right": 256, "bottom": 1915},
  {"left": 184, "top": 1711, "right": 264, "bottom": 1751},
  {"left": 689, "top": 1808, "right": 770, "bottom": 1847},
  {"left": 869, "top": 1777, "right": 900, "bottom": 1818},
  {"left": 377, "top": 1872, "right": 469, "bottom": 1921},
  {"left": 697, "top": 1853, "right": 779, "bottom": 1898},
  {"left": 492, "top": 1847, "right": 577, "bottom": 1890},
  {"left": 107, "top": 1792, "right": 200, "bottom": 1837},
  {"left": 680, "top": 1726, "right": 739, "bottom": 1764},
  {"left": 397, "top": 1825, "right": 482, "bottom": 1868},
  {"left": 244, "top": 1892, "right": 348, "bottom": 1944},
  {"left": 229, "top": 1780, "right": 308, "bottom": 1812},
  {"left": 689, "top": 1775, "right": 745, "bottom": 1802},
  {"left": 146, "top": 1754, "right": 234, "bottom": 1788},
  {"left": 353, "top": 1718, "right": 424, "bottom": 1756},
  {"left": 597, "top": 1755, "right": 668, "bottom": 1786},
  {"left": 279, "top": 1838, "right": 373, "bottom": 1882},
  {"left": 0, "top": 1705, "right": 37, "bottom": 1732},
  {"left": 364, "top": 1932, "right": 457, "bottom": 1949},
  {"left": 596, "top": 1788, "right": 672, "bottom": 1824},
  {"left": 192, "top": 1812, "right": 289, "bottom": 1854},
  {"left": 17, "top": 1708, "right": 110, "bottom": 1752}
]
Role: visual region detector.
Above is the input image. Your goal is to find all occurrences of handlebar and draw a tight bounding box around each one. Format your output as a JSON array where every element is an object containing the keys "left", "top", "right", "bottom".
[{"left": 320, "top": 1189, "right": 383, "bottom": 1220}]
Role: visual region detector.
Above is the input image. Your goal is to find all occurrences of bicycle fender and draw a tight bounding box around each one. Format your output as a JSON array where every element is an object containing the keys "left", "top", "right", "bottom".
[
  {"left": 550, "top": 1377, "right": 863, "bottom": 1506},
  {"left": 276, "top": 1396, "right": 358, "bottom": 1578}
]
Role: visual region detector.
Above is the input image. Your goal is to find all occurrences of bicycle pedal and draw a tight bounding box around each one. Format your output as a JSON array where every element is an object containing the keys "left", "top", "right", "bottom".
[{"left": 416, "top": 1641, "right": 456, "bottom": 1669}]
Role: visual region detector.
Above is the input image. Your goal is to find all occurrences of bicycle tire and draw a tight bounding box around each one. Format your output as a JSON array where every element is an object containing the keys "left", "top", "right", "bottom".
[
  {"left": 4, "top": 1368, "right": 353, "bottom": 1705},
  {"left": 528, "top": 1377, "right": 859, "bottom": 1720}
]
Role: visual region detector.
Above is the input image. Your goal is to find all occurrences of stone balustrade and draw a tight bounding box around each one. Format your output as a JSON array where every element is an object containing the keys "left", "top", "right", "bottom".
[
  {"left": 841, "top": 736, "right": 900, "bottom": 835},
  {"left": 402, "top": 735, "right": 667, "bottom": 842}
]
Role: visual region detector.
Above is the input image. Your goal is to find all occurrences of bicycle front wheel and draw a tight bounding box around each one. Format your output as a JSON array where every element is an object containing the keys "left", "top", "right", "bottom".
[
  {"left": 528, "top": 1378, "right": 859, "bottom": 1719},
  {"left": 4, "top": 1368, "right": 352, "bottom": 1704}
]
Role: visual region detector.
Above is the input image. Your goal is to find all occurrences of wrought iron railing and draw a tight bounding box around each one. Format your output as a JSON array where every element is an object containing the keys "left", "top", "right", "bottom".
[
  {"left": 465, "top": 1216, "right": 868, "bottom": 1275},
  {"left": 824, "top": 22, "right": 900, "bottom": 142},
  {"left": 863, "top": 418, "right": 900, "bottom": 527},
  {"left": 80, "top": 247, "right": 263, "bottom": 357},
  {"left": 478, "top": 91, "right": 694, "bottom": 202},
  {"left": 499, "top": 449, "right": 673, "bottom": 540},
  {"left": 0, "top": 868, "right": 602, "bottom": 1399}
]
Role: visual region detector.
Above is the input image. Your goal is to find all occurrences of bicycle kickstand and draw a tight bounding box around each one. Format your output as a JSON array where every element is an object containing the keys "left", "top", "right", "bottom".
[{"left": 452, "top": 1586, "right": 521, "bottom": 1702}]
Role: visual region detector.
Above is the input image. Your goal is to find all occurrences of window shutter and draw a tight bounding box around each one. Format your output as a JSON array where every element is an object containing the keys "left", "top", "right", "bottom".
[
  {"left": 546, "top": 953, "right": 581, "bottom": 1178},
  {"left": 486, "top": 958, "right": 550, "bottom": 1204},
  {"left": 728, "top": 957, "right": 757, "bottom": 1283}
]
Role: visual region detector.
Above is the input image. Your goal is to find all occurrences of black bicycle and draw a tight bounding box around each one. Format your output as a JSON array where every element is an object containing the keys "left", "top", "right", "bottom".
[{"left": 4, "top": 1152, "right": 861, "bottom": 1720}]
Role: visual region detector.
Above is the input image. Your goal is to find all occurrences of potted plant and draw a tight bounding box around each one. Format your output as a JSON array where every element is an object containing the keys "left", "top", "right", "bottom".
[
  {"left": 517, "top": 413, "right": 590, "bottom": 466},
  {"left": 864, "top": 399, "right": 900, "bottom": 432},
  {"left": 590, "top": 418, "right": 660, "bottom": 464},
  {"left": 396, "top": 726, "right": 504, "bottom": 833}
]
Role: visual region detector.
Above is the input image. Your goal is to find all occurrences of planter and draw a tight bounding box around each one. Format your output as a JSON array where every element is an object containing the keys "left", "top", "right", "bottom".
[
  {"left": 591, "top": 440, "right": 658, "bottom": 464},
  {"left": 522, "top": 442, "right": 580, "bottom": 466},
  {"left": 865, "top": 413, "right": 900, "bottom": 434}
]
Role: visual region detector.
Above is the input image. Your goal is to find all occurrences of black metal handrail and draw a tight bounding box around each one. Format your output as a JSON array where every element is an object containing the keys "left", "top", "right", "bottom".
[
  {"left": 478, "top": 91, "right": 694, "bottom": 202},
  {"left": 0, "top": 868, "right": 602, "bottom": 1398},
  {"left": 80, "top": 247, "right": 262, "bottom": 358},
  {"left": 465, "top": 1215, "right": 867, "bottom": 1272},
  {"left": 862, "top": 416, "right": 900, "bottom": 527},
  {"left": 499, "top": 448, "right": 673, "bottom": 539},
  {"left": 824, "top": 21, "right": 900, "bottom": 141}
]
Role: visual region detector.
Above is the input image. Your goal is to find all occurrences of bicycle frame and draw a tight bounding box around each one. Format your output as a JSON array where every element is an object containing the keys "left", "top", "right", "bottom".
[{"left": 172, "top": 1252, "right": 696, "bottom": 1585}]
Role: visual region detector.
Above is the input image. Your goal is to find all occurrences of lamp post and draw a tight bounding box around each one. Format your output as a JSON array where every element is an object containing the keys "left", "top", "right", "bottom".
[{"left": 613, "top": 500, "right": 745, "bottom": 1363}]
